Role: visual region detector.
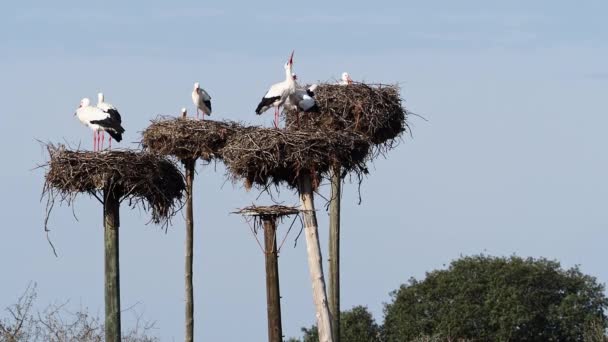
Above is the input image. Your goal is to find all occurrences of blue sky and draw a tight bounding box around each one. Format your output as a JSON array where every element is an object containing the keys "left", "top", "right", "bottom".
[{"left": 1, "top": 1, "right": 608, "bottom": 340}]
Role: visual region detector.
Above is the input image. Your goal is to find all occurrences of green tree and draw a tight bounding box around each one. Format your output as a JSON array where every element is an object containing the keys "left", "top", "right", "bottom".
[
  {"left": 382, "top": 255, "right": 608, "bottom": 342},
  {"left": 295, "top": 306, "right": 381, "bottom": 342}
]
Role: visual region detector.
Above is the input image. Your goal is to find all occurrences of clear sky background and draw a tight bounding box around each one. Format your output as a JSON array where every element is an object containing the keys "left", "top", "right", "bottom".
[{"left": 1, "top": 1, "right": 607, "bottom": 340}]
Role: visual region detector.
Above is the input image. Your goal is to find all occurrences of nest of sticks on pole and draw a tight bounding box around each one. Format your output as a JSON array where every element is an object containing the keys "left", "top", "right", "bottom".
[
  {"left": 285, "top": 83, "right": 407, "bottom": 146},
  {"left": 141, "top": 117, "right": 240, "bottom": 161},
  {"left": 222, "top": 127, "right": 370, "bottom": 190},
  {"left": 235, "top": 205, "right": 300, "bottom": 219},
  {"left": 42, "top": 144, "right": 185, "bottom": 225}
]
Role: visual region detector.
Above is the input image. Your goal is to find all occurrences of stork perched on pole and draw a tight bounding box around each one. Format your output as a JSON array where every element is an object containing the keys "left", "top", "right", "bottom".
[
  {"left": 255, "top": 50, "right": 296, "bottom": 128},
  {"left": 75, "top": 98, "right": 125, "bottom": 152},
  {"left": 192, "top": 82, "right": 212, "bottom": 120},
  {"left": 96, "top": 93, "right": 123, "bottom": 150}
]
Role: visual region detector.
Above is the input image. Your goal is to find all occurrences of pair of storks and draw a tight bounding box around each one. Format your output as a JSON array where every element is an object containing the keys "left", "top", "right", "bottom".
[
  {"left": 75, "top": 51, "right": 353, "bottom": 151},
  {"left": 74, "top": 85, "right": 211, "bottom": 152}
]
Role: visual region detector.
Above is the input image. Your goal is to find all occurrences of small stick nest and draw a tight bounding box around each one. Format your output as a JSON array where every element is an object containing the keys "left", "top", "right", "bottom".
[
  {"left": 42, "top": 144, "right": 185, "bottom": 225},
  {"left": 141, "top": 117, "right": 240, "bottom": 161},
  {"left": 222, "top": 127, "right": 370, "bottom": 189},
  {"left": 285, "top": 83, "right": 407, "bottom": 145},
  {"left": 235, "top": 205, "right": 300, "bottom": 218}
]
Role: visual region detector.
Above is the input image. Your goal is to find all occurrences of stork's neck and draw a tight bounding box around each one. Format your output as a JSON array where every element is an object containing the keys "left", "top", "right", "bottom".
[
  {"left": 285, "top": 64, "right": 294, "bottom": 83},
  {"left": 97, "top": 94, "right": 104, "bottom": 103}
]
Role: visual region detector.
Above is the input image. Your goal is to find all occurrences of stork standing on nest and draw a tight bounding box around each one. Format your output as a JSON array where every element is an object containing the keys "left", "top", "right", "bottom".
[
  {"left": 181, "top": 107, "right": 188, "bottom": 119},
  {"left": 75, "top": 98, "right": 125, "bottom": 152},
  {"left": 286, "top": 73, "right": 318, "bottom": 113},
  {"left": 192, "top": 82, "right": 212, "bottom": 120},
  {"left": 338, "top": 71, "right": 353, "bottom": 85},
  {"left": 96, "top": 93, "right": 123, "bottom": 149},
  {"left": 255, "top": 50, "right": 296, "bottom": 128}
]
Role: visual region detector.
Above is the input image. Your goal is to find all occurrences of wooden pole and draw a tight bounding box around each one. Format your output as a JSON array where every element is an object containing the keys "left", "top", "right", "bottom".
[
  {"left": 262, "top": 217, "right": 283, "bottom": 342},
  {"left": 104, "top": 188, "right": 121, "bottom": 342},
  {"left": 298, "top": 174, "right": 334, "bottom": 342},
  {"left": 328, "top": 166, "right": 341, "bottom": 342},
  {"left": 184, "top": 159, "right": 195, "bottom": 342}
]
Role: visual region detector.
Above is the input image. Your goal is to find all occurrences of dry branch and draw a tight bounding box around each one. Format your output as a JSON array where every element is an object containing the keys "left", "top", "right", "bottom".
[
  {"left": 141, "top": 117, "right": 240, "bottom": 161},
  {"left": 41, "top": 144, "right": 185, "bottom": 226}
]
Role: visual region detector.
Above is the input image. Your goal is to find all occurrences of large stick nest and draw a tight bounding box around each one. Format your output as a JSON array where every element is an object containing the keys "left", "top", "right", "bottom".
[
  {"left": 285, "top": 83, "right": 407, "bottom": 145},
  {"left": 42, "top": 144, "right": 185, "bottom": 225},
  {"left": 142, "top": 117, "right": 240, "bottom": 161},
  {"left": 222, "top": 127, "right": 370, "bottom": 189},
  {"left": 235, "top": 205, "right": 300, "bottom": 218}
]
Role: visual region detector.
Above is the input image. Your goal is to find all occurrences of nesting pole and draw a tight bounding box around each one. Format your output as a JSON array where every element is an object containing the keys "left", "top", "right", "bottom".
[
  {"left": 284, "top": 83, "right": 408, "bottom": 341},
  {"left": 42, "top": 146, "right": 185, "bottom": 342},
  {"left": 183, "top": 158, "right": 196, "bottom": 342},
  {"left": 142, "top": 118, "right": 238, "bottom": 342},
  {"left": 298, "top": 174, "right": 333, "bottom": 342},
  {"left": 235, "top": 205, "right": 299, "bottom": 342},
  {"left": 328, "top": 165, "right": 341, "bottom": 342},
  {"left": 104, "top": 185, "right": 121, "bottom": 342},
  {"left": 223, "top": 127, "right": 372, "bottom": 342},
  {"left": 262, "top": 217, "right": 282, "bottom": 342}
]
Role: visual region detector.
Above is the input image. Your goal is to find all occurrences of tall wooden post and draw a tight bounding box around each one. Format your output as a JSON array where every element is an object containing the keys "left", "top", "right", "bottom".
[
  {"left": 262, "top": 217, "right": 283, "bottom": 342},
  {"left": 104, "top": 188, "right": 121, "bottom": 342},
  {"left": 184, "top": 159, "right": 196, "bottom": 342},
  {"left": 298, "top": 174, "right": 334, "bottom": 342},
  {"left": 328, "top": 166, "right": 341, "bottom": 342}
]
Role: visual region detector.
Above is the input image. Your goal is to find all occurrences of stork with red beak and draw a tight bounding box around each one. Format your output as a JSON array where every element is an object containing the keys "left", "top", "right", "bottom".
[
  {"left": 192, "top": 82, "right": 212, "bottom": 120},
  {"left": 255, "top": 50, "right": 296, "bottom": 128},
  {"left": 96, "top": 92, "right": 123, "bottom": 150},
  {"left": 75, "top": 98, "right": 125, "bottom": 152}
]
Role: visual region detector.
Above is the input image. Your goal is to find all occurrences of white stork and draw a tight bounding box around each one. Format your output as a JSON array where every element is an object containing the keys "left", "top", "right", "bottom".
[
  {"left": 75, "top": 98, "right": 125, "bottom": 152},
  {"left": 255, "top": 50, "right": 296, "bottom": 128},
  {"left": 286, "top": 74, "right": 318, "bottom": 112},
  {"left": 338, "top": 72, "right": 353, "bottom": 85},
  {"left": 181, "top": 107, "right": 188, "bottom": 119},
  {"left": 192, "top": 82, "right": 212, "bottom": 120},
  {"left": 96, "top": 92, "right": 123, "bottom": 149}
]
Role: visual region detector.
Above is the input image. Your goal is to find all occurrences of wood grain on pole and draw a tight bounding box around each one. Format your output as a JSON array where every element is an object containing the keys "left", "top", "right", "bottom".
[
  {"left": 104, "top": 189, "right": 121, "bottom": 342},
  {"left": 298, "top": 174, "right": 334, "bottom": 342},
  {"left": 328, "top": 166, "right": 341, "bottom": 342},
  {"left": 184, "top": 159, "right": 195, "bottom": 342},
  {"left": 262, "top": 217, "right": 283, "bottom": 342}
]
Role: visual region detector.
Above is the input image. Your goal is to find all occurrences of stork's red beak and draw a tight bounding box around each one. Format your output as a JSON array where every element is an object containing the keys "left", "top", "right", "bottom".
[{"left": 289, "top": 50, "right": 294, "bottom": 65}]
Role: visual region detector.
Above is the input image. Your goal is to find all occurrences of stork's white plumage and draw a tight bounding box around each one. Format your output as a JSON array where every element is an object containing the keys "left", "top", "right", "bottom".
[
  {"left": 96, "top": 93, "right": 123, "bottom": 149},
  {"left": 181, "top": 107, "right": 188, "bottom": 119},
  {"left": 192, "top": 82, "right": 212, "bottom": 120},
  {"left": 338, "top": 72, "right": 353, "bottom": 85},
  {"left": 255, "top": 51, "right": 296, "bottom": 128},
  {"left": 286, "top": 75, "right": 318, "bottom": 112},
  {"left": 76, "top": 98, "right": 125, "bottom": 152}
]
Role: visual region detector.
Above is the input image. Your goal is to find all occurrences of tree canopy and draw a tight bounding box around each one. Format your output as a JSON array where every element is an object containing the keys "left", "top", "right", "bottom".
[
  {"left": 295, "top": 306, "right": 381, "bottom": 342},
  {"left": 382, "top": 255, "right": 608, "bottom": 341}
]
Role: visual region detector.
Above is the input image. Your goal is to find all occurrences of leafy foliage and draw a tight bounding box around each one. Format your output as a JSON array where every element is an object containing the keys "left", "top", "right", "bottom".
[
  {"left": 295, "top": 306, "right": 381, "bottom": 342},
  {"left": 382, "top": 255, "right": 608, "bottom": 341}
]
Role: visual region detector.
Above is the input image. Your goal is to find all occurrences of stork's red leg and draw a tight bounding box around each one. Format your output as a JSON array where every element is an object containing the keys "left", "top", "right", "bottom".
[
  {"left": 274, "top": 107, "right": 279, "bottom": 128},
  {"left": 93, "top": 131, "right": 96, "bottom": 152},
  {"left": 197, "top": 109, "right": 200, "bottom": 120},
  {"left": 108, "top": 133, "right": 112, "bottom": 150}
]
